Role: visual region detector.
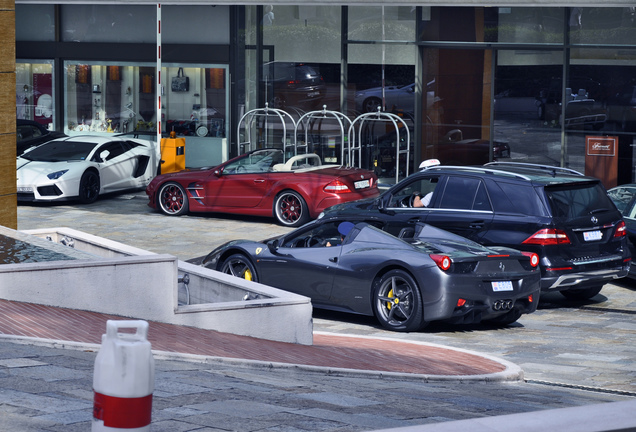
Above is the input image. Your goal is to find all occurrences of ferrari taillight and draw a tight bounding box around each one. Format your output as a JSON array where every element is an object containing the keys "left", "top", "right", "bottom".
[
  {"left": 324, "top": 180, "right": 351, "bottom": 193},
  {"left": 522, "top": 228, "right": 571, "bottom": 245},
  {"left": 430, "top": 254, "right": 452, "bottom": 271},
  {"left": 521, "top": 252, "right": 540, "bottom": 268},
  {"left": 614, "top": 220, "right": 627, "bottom": 238}
]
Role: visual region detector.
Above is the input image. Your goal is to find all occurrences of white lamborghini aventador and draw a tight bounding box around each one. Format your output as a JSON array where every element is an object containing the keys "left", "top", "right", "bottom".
[{"left": 16, "top": 135, "right": 161, "bottom": 203}]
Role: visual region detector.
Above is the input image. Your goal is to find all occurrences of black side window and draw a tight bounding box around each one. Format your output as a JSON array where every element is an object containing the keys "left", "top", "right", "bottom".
[
  {"left": 96, "top": 142, "right": 128, "bottom": 161},
  {"left": 494, "top": 181, "right": 545, "bottom": 216},
  {"left": 439, "top": 177, "right": 490, "bottom": 211},
  {"left": 388, "top": 176, "right": 439, "bottom": 207}
]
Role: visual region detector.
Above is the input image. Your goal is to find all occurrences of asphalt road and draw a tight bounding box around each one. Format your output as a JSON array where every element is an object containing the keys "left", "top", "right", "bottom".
[{"left": 15, "top": 190, "right": 636, "bottom": 399}]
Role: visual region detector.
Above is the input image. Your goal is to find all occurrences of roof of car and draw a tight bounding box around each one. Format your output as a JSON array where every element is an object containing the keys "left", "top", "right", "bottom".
[{"left": 421, "top": 161, "right": 598, "bottom": 186}]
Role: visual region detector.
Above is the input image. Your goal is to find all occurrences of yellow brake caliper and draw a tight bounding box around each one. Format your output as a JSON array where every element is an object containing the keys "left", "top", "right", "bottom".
[
  {"left": 387, "top": 289, "right": 398, "bottom": 310},
  {"left": 243, "top": 269, "right": 253, "bottom": 281}
]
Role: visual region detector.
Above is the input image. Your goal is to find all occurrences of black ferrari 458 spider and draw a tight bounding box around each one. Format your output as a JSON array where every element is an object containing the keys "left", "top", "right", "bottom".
[{"left": 201, "top": 219, "right": 542, "bottom": 332}]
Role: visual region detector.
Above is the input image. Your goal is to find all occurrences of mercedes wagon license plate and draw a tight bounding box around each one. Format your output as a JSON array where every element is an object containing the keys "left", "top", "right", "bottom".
[
  {"left": 491, "top": 281, "right": 513, "bottom": 292},
  {"left": 583, "top": 230, "right": 602, "bottom": 241},
  {"left": 354, "top": 179, "right": 370, "bottom": 189}
]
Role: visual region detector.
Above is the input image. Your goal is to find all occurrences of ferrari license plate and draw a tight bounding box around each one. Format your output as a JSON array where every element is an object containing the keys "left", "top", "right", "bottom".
[
  {"left": 583, "top": 230, "right": 602, "bottom": 241},
  {"left": 354, "top": 179, "right": 370, "bottom": 189},
  {"left": 492, "top": 281, "right": 513, "bottom": 292}
]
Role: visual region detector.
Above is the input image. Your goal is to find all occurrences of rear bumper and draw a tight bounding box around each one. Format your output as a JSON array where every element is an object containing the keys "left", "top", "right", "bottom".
[{"left": 542, "top": 266, "right": 630, "bottom": 291}]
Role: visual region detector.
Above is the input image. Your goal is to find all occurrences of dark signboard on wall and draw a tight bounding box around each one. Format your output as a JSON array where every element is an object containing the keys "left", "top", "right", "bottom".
[{"left": 585, "top": 135, "right": 618, "bottom": 189}]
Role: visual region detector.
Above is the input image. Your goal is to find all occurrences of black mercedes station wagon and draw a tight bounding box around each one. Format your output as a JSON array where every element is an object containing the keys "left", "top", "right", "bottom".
[{"left": 320, "top": 161, "right": 631, "bottom": 300}]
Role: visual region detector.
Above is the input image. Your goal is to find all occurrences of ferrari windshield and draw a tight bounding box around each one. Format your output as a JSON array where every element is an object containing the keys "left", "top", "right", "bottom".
[{"left": 21, "top": 141, "right": 98, "bottom": 162}]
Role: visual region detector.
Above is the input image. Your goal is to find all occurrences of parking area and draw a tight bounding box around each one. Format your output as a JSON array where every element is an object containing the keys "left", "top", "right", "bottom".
[{"left": 16, "top": 190, "right": 636, "bottom": 396}]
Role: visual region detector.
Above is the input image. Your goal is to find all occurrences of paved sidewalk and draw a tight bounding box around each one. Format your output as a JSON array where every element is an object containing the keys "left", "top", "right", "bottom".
[{"left": 0, "top": 299, "right": 518, "bottom": 380}]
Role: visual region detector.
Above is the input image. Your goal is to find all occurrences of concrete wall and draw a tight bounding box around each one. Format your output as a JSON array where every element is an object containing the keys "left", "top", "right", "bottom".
[{"left": 2, "top": 227, "right": 313, "bottom": 345}]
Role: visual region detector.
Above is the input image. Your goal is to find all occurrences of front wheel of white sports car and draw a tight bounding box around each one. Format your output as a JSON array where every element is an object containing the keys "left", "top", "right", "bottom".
[
  {"left": 158, "top": 182, "right": 189, "bottom": 216},
  {"left": 373, "top": 269, "right": 426, "bottom": 332},
  {"left": 78, "top": 170, "right": 100, "bottom": 204}
]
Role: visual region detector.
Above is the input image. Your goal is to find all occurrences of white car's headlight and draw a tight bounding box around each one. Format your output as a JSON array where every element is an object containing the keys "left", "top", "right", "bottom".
[{"left": 47, "top": 169, "right": 69, "bottom": 180}]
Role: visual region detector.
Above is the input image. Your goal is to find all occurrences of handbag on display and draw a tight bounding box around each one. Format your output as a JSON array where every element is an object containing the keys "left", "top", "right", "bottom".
[{"left": 171, "top": 68, "right": 189, "bottom": 92}]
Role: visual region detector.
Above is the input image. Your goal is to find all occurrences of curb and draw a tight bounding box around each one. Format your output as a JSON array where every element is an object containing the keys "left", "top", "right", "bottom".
[{"left": 0, "top": 333, "right": 523, "bottom": 382}]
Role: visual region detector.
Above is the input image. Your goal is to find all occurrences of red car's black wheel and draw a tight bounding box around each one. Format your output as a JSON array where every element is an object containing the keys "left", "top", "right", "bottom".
[
  {"left": 274, "top": 190, "right": 309, "bottom": 227},
  {"left": 158, "top": 182, "right": 189, "bottom": 216},
  {"left": 373, "top": 269, "right": 426, "bottom": 332}
]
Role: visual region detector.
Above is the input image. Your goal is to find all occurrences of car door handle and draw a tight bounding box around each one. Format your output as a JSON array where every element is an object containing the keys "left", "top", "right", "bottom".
[
  {"left": 469, "top": 221, "right": 485, "bottom": 228},
  {"left": 329, "top": 257, "right": 338, "bottom": 263},
  {"left": 254, "top": 179, "right": 265, "bottom": 183}
]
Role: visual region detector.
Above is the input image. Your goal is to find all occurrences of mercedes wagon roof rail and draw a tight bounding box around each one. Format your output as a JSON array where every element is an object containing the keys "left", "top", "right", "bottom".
[
  {"left": 484, "top": 161, "right": 584, "bottom": 177},
  {"left": 422, "top": 164, "right": 532, "bottom": 181}
]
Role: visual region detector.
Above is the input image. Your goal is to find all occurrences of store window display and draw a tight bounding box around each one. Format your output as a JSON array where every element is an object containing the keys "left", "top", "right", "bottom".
[
  {"left": 164, "top": 66, "right": 227, "bottom": 138},
  {"left": 65, "top": 63, "right": 155, "bottom": 134},
  {"left": 17, "top": 62, "right": 54, "bottom": 129},
  {"left": 63, "top": 63, "right": 228, "bottom": 140}
]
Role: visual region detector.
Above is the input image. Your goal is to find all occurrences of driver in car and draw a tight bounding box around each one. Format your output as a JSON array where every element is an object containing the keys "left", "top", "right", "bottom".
[
  {"left": 326, "top": 221, "right": 355, "bottom": 247},
  {"left": 412, "top": 191, "right": 433, "bottom": 208}
]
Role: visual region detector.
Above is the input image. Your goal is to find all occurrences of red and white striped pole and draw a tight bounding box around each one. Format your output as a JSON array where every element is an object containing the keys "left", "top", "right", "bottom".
[
  {"left": 156, "top": 3, "right": 162, "bottom": 143},
  {"left": 92, "top": 320, "right": 155, "bottom": 431}
]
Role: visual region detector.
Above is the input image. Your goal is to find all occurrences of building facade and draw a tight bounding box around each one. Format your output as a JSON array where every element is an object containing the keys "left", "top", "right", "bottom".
[{"left": 5, "top": 2, "right": 636, "bottom": 228}]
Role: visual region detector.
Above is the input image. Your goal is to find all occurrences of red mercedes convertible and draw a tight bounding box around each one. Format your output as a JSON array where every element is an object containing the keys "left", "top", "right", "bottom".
[{"left": 146, "top": 148, "right": 379, "bottom": 227}]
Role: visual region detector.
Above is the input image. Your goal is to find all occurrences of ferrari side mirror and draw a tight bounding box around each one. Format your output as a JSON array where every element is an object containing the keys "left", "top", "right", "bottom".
[{"left": 267, "top": 239, "right": 279, "bottom": 253}]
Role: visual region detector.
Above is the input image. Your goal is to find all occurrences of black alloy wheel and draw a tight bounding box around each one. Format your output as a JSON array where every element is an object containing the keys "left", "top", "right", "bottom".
[
  {"left": 373, "top": 269, "right": 426, "bottom": 332},
  {"left": 220, "top": 254, "right": 259, "bottom": 282},
  {"left": 78, "top": 171, "right": 100, "bottom": 204}
]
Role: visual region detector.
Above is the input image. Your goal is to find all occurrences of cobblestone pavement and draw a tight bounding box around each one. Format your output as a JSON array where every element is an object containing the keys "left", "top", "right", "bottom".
[
  {"left": 7, "top": 191, "right": 636, "bottom": 430},
  {"left": 0, "top": 340, "right": 629, "bottom": 432}
]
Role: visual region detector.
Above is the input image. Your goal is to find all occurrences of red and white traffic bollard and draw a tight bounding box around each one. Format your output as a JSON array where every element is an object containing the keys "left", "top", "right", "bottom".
[{"left": 92, "top": 320, "right": 155, "bottom": 431}]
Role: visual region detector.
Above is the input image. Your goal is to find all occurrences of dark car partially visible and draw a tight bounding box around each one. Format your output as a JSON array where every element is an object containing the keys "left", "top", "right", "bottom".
[
  {"left": 607, "top": 184, "right": 636, "bottom": 279},
  {"left": 17, "top": 119, "right": 66, "bottom": 156},
  {"left": 262, "top": 62, "right": 325, "bottom": 110}
]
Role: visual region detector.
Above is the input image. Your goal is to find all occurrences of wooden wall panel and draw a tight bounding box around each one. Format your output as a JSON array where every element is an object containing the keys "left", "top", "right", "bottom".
[{"left": 0, "top": 2, "right": 16, "bottom": 229}]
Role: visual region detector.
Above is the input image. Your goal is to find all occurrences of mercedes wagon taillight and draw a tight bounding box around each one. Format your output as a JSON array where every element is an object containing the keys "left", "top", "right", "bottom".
[
  {"left": 614, "top": 220, "right": 627, "bottom": 238},
  {"left": 522, "top": 228, "right": 571, "bottom": 246}
]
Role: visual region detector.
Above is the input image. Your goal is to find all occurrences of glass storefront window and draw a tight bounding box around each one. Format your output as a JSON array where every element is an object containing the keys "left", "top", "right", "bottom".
[
  {"left": 422, "top": 48, "right": 493, "bottom": 166},
  {"left": 163, "top": 65, "right": 228, "bottom": 139},
  {"left": 17, "top": 62, "right": 55, "bottom": 128},
  {"left": 61, "top": 5, "right": 155, "bottom": 43},
  {"left": 494, "top": 8, "right": 564, "bottom": 44},
  {"left": 348, "top": 6, "right": 416, "bottom": 42},
  {"left": 162, "top": 5, "right": 230, "bottom": 44},
  {"left": 570, "top": 8, "right": 636, "bottom": 46},
  {"left": 494, "top": 50, "right": 563, "bottom": 167},
  {"left": 63, "top": 61, "right": 229, "bottom": 168},
  {"left": 262, "top": 5, "right": 341, "bottom": 114},
  {"left": 16, "top": 5, "right": 55, "bottom": 42},
  {"left": 64, "top": 62, "right": 156, "bottom": 134},
  {"left": 63, "top": 62, "right": 228, "bottom": 139}
]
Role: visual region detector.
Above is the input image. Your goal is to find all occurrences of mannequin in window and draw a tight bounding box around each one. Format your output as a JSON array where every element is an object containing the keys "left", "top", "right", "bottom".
[{"left": 263, "top": 5, "right": 274, "bottom": 26}]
